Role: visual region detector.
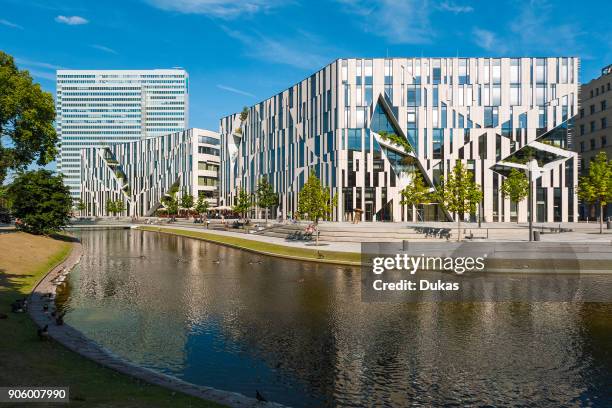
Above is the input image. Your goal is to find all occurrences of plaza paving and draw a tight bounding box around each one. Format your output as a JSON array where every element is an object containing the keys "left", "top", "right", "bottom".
[{"left": 133, "top": 220, "right": 612, "bottom": 252}]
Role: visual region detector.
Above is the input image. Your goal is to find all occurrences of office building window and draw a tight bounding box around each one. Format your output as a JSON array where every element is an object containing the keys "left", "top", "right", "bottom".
[
  {"left": 407, "top": 85, "right": 421, "bottom": 107},
  {"left": 432, "top": 59, "right": 441, "bottom": 85},
  {"left": 591, "top": 139, "right": 596, "bottom": 150},
  {"left": 484, "top": 107, "right": 499, "bottom": 127},
  {"left": 536, "top": 84, "right": 546, "bottom": 105},
  {"left": 510, "top": 84, "right": 520, "bottom": 105},
  {"left": 458, "top": 59, "right": 468, "bottom": 85},
  {"left": 602, "top": 136, "right": 607, "bottom": 147},
  {"left": 510, "top": 58, "right": 520, "bottom": 84},
  {"left": 492, "top": 85, "right": 501, "bottom": 106},
  {"left": 492, "top": 59, "right": 501, "bottom": 84},
  {"left": 535, "top": 58, "right": 546, "bottom": 84},
  {"left": 591, "top": 121, "right": 596, "bottom": 132},
  {"left": 602, "top": 117, "right": 607, "bottom": 129}
]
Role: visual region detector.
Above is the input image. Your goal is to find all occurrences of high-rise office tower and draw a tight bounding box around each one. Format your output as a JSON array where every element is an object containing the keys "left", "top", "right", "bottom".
[{"left": 56, "top": 69, "right": 189, "bottom": 199}]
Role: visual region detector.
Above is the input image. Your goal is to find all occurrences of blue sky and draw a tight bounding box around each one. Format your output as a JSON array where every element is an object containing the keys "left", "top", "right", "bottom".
[{"left": 1, "top": 0, "right": 611, "bottom": 133}]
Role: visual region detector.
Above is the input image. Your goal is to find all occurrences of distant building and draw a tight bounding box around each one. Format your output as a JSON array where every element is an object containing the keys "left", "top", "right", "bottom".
[
  {"left": 81, "top": 128, "right": 219, "bottom": 217},
  {"left": 221, "top": 57, "right": 579, "bottom": 223},
  {"left": 574, "top": 64, "right": 612, "bottom": 220},
  {"left": 56, "top": 69, "right": 189, "bottom": 199}
]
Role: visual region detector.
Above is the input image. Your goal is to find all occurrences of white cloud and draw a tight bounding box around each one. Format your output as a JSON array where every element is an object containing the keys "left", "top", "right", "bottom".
[
  {"left": 438, "top": 1, "right": 473, "bottom": 13},
  {"left": 473, "top": 0, "right": 585, "bottom": 56},
  {"left": 91, "top": 44, "right": 118, "bottom": 54},
  {"left": 144, "top": 0, "right": 284, "bottom": 19},
  {"left": 55, "top": 15, "right": 89, "bottom": 25},
  {"left": 217, "top": 84, "right": 255, "bottom": 98},
  {"left": 14, "top": 57, "right": 65, "bottom": 70},
  {"left": 26, "top": 69, "right": 56, "bottom": 81},
  {"left": 0, "top": 18, "right": 24, "bottom": 29},
  {"left": 336, "top": 0, "right": 433, "bottom": 44},
  {"left": 221, "top": 26, "right": 334, "bottom": 70},
  {"left": 472, "top": 28, "right": 505, "bottom": 53}
]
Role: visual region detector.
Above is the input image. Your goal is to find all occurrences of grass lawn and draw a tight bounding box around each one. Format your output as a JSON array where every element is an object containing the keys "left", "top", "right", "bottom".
[
  {"left": 138, "top": 226, "right": 362, "bottom": 265},
  {"left": 0, "top": 231, "right": 225, "bottom": 408}
]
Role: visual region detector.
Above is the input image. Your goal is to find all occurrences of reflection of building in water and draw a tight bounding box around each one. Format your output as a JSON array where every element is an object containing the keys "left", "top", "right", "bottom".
[
  {"left": 64, "top": 230, "right": 198, "bottom": 371},
  {"left": 64, "top": 230, "right": 607, "bottom": 407}
]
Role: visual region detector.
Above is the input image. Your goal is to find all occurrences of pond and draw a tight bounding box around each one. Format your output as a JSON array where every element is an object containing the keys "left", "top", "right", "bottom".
[{"left": 58, "top": 229, "right": 612, "bottom": 407}]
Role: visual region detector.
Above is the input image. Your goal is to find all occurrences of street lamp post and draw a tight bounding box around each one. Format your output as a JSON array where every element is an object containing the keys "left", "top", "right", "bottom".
[{"left": 528, "top": 166, "right": 533, "bottom": 242}]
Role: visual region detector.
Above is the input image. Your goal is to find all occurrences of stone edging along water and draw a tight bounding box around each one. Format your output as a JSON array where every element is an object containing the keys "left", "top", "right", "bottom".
[{"left": 28, "top": 239, "right": 287, "bottom": 408}]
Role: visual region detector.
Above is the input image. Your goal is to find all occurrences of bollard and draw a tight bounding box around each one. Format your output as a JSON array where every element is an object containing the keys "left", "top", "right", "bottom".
[
  {"left": 402, "top": 240, "right": 409, "bottom": 252},
  {"left": 533, "top": 231, "right": 541, "bottom": 241},
  {"left": 607, "top": 220, "right": 611, "bottom": 230}
]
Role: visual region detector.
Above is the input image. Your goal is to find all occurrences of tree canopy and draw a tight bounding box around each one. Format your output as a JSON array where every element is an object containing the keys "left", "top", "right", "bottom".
[
  {"left": 105, "top": 199, "right": 125, "bottom": 215},
  {"left": 161, "top": 186, "right": 179, "bottom": 217},
  {"left": 233, "top": 188, "right": 252, "bottom": 218},
  {"left": 400, "top": 171, "right": 430, "bottom": 220},
  {"left": 501, "top": 168, "right": 529, "bottom": 223},
  {"left": 180, "top": 193, "right": 194, "bottom": 210},
  {"left": 434, "top": 161, "right": 483, "bottom": 240},
  {"left": 7, "top": 170, "right": 71, "bottom": 235},
  {"left": 297, "top": 170, "right": 337, "bottom": 224},
  {"left": 0, "top": 51, "right": 57, "bottom": 184},
  {"left": 194, "top": 195, "right": 209, "bottom": 216},
  {"left": 256, "top": 176, "right": 279, "bottom": 222}
]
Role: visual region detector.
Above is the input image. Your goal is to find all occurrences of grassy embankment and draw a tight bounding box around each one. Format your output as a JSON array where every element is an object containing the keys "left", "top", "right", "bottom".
[
  {"left": 0, "top": 231, "right": 225, "bottom": 408},
  {"left": 137, "top": 226, "right": 362, "bottom": 265}
]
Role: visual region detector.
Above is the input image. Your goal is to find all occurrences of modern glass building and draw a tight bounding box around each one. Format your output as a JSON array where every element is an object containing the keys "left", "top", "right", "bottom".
[
  {"left": 81, "top": 128, "right": 219, "bottom": 217},
  {"left": 220, "top": 57, "right": 579, "bottom": 223},
  {"left": 56, "top": 69, "right": 189, "bottom": 199}
]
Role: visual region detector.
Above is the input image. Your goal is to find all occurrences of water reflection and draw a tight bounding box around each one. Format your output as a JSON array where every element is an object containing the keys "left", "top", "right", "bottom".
[{"left": 58, "top": 230, "right": 612, "bottom": 407}]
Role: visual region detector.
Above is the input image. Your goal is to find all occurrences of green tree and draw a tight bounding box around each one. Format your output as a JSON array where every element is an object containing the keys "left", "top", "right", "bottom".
[
  {"left": 297, "top": 170, "right": 337, "bottom": 224},
  {"left": 501, "top": 168, "right": 529, "bottom": 223},
  {"left": 434, "top": 161, "right": 483, "bottom": 241},
  {"left": 578, "top": 151, "right": 612, "bottom": 234},
  {"left": 180, "top": 193, "right": 194, "bottom": 216},
  {"left": 73, "top": 198, "right": 86, "bottom": 215},
  {"left": 105, "top": 200, "right": 117, "bottom": 215},
  {"left": 297, "top": 171, "right": 337, "bottom": 246},
  {"left": 0, "top": 51, "right": 57, "bottom": 184},
  {"left": 105, "top": 199, "right": 125, "bottom": 216},
  {"left": 233, "top": 188, "right": 252, "bottom": 219},
  {"left": 114, "top": 200, "right": 125, "bottom": 215},
  {"left": 7, "top": 170, "right": 71, "bottom": 235},
  {"left": 256, "top": 176, "right": 279, "bottom": 223},
  {"left": 161, "top": 187, "right": 179, "bottom": 220},
  {"left": 400, "top": 171, "right": 430, "bottom": 222},
  {"left": 194, "top": 195, "right": 209, "bottom": 220}
]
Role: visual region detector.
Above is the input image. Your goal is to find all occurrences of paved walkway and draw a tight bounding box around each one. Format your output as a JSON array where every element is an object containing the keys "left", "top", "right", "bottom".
[
  {"left": 139, "top": 223, "right": 364, "bottom": 252},
  {"left": 29, "top": 240, "right": 286, "bottom": 408},
  {"left": 136, "top": 221, "right": 612, "bottom": 251}
]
